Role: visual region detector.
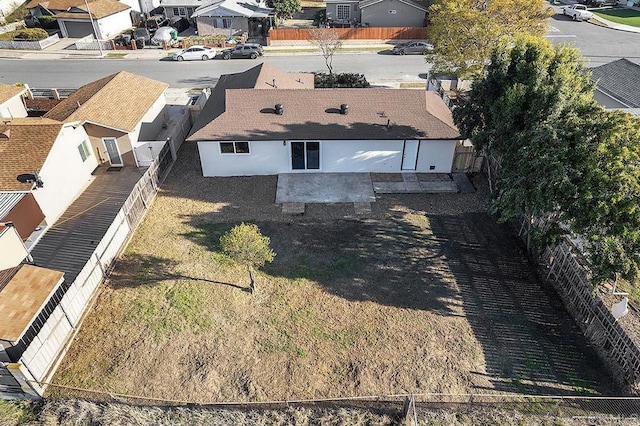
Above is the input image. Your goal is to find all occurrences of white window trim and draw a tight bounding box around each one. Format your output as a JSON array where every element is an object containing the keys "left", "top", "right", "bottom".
[{"left": 219, "top": 141, "right": 250, "bottom": 155}]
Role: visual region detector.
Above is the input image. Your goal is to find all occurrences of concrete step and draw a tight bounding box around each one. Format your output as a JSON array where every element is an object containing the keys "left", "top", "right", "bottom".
[{"left": 282, "top": 202, "right": 305, "bottom": 214}]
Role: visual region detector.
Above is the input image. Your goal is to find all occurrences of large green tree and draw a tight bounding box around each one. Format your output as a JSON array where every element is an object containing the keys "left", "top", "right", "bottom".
[
  {"left": 267, "top": 0, "right": 302, "bottom": 24},
  {"left": 454, "top": 35, "right": 640, "bottom": 284},
  {"left": 427, "top": 0, "right": 553, "bottom": 78}
]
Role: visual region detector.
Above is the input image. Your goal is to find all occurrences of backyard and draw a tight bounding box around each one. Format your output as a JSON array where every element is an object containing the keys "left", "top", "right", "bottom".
[
  {"left": 593, "top": 7, "right": 640, "bottom": 27},
  {"left": 50, "top": 142, "right": 614, "bottom": 403}
]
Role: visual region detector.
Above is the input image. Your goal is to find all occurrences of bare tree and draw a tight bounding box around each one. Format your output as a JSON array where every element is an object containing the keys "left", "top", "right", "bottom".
[{"left": 309, "top": 28, "right": 342, "bottom": 74}]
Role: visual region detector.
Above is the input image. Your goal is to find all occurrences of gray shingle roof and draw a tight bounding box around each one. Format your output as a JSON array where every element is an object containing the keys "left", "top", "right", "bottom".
[{"left": 590, "top": 58, "right": 640, "bottom": 108}]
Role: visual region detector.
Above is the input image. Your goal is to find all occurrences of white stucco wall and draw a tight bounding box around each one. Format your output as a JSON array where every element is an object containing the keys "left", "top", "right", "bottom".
[
  {"left": 416, "top": 139, "right": 457, "bottom": 173},
  {"left": 317, "top": 140, "right": 403, "bottom": 172},
  {"left": 198, "top": 140, "right": 288, "bottom": 176},
  {"left": 0, "top": 226, "right": 28, "bottom": 270},
  {"left": 0, "top": 93, "right": 27, "bottom": 118},
  {"left": 96, "top": 9, "right": 133, "bottom": 39},
  {"left": 198, "top": 139, "right": 457, "bottom": 176},
  {"left": 33, "top": 125, "right": 99, "bottom": 225},
  {"left": 137, "top": 94, "right": 167, "bottom": 141}
]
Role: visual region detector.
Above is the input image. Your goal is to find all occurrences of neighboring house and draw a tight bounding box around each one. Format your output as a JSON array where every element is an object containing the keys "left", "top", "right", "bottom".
[
  {"left": 0, "top": 117, "right": 98, "bottom": 236},
  {"left": 189, "top": 62, "right": 314, "bottom": 136},
  {"left": 0, "top": 263, "right": 65, "bottom": 364},
  {"left": 590, "top": 58, "right": 640, "bottom": 110},
  {"left": 0, "top": 83, "right": 28, "bottom": 118},
  {"left": 45, "top": 71, "right": 169, "bottom": 168},
  {"left": 26, "top": 0, "right": 132, "bottom": 38},
  {"left": 159, "top": 0, "right": 202, "bottom": 22},
  {"left": 0, "top": 224, "right": 29, "bottom": 271},
  {"left": 325, "top": 0, "right": 429, "bottom": 27},
  {"left": 191, "top": 0, "right": 273, "bottom": 39},
  {"left": 188, "top": 72, "right": 461, "bottom": 176},
  {"left": 119, "top": 0, "right": 159, "bottom": 13}
]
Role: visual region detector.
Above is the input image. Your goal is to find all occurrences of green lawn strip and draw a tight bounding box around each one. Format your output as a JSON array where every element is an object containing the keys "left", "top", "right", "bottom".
[{"left": 592, "top": 8, "right": 640, "bottom": 27}]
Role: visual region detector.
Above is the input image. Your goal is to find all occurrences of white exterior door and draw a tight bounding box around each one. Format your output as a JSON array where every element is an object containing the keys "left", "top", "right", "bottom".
[
  {"left": 401, "top": 140, "right": 419, "bottom": 170},
  {"left": 103, "top": 137, "right": 123, "bottom": 167}
]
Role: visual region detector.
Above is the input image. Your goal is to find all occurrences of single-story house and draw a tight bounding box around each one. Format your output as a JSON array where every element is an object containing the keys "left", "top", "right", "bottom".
[
  {"left": 191, "top": 0, "right": 273, "bottom": 39},
  {"left": 590, "top": 58, "right": 640, "bottom": 110},
  {"left": 159, "top": 0, "right": 202, "bottom": 22},
  {"left": 54, "top": 0, "right": 132, "bottom": 39},
  {"left": 188, "top": 85, "right": 461, "bottom": 177},
  {"left": 44, "top": 71, "right": 169, "bottom": 167},
  {"left": 325, "top": 0, "right": 429, "bottom": 27},
  {"left": 0, "top": 117, "right": 98, "bottom": 236},
  {"left": 0, "top": 84, "right": 28, "bottom": 119}
]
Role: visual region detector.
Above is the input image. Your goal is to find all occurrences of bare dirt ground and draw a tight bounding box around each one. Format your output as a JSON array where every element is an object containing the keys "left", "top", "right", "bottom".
[{"left": 50, "top": 142, "right": 614, "bottom": 404}]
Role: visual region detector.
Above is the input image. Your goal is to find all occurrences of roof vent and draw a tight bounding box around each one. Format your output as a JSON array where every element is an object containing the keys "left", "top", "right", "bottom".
[
  {"left": 340, "top": 104, "right": 349, "bottom": 115},
  {"left": 0, "top": 128, "right": 9, "bottom": 139},
  {"left": 275, "top": 104, "right": 283, "bottom": 115}
]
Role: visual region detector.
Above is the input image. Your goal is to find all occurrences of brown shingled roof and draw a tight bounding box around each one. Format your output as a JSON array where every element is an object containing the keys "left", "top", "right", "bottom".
[
  {"left": 0, "top": 118, "right": 63, "bottom": 191},
  {"left": 45, "top": 71, "right": 167, "bottom": 132},
  {"left": 0, "top": 84, "right": 26, "bottom": 106},
  {"left": 54, "top": 0, "right": 130, "bottom": 19},
  {"left": 189, "top": 63, "right": 313, "bottom": 136},
  {"left": 188, "top": 89, "right": 460, "bottom": 141},
  {"left": 27, "top": 0, "right": 97, "bottom": 11},
  {"left": 0, "top": 264, "right": 64, "bottom": 343}
]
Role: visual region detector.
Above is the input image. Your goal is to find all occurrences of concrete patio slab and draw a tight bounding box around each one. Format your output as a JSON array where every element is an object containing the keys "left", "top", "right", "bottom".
[
  {"left": 276, "top": 173, "right": 376, "bottom": 203},
  {"left": 419, "top": 180, "right": 459, "bottom": 193},
  {"left": 452, "top": 173, "right": 476, "bottom": 194},
  {"left": 282, "top": 202, "right": 305, "bottom": 214}
]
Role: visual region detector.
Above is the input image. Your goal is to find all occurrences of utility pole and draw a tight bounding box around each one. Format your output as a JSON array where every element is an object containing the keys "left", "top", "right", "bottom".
[{"left": 83, "top": 0, "right": 104, "bottom": 57}]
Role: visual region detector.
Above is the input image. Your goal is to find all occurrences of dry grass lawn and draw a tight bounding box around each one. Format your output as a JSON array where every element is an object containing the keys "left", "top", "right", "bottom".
[{"left": 50, "top": 143, "right": 613, "bottom": 403}]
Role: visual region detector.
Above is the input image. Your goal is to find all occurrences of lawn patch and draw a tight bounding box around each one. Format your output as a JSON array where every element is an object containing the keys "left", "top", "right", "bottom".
[{"left": 593, "top": 8, "right": 640, "bottom": 27}]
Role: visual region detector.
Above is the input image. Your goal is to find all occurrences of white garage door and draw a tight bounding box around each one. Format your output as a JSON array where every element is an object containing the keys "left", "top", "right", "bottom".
[{"left": 63, "top": 21, "right": 94, "bottom": 38}]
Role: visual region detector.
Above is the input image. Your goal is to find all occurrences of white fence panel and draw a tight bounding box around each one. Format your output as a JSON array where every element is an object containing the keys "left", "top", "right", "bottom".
[
  {"left": 0, "top": 34, "right": 59, "bottom": 50},
  {"left": 133, "top": 141, "right": 167, "bottom": 167}
]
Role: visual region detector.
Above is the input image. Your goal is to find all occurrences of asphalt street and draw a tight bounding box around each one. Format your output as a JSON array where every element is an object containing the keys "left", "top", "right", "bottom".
[
  {"left": 0, "top": 52, "right": 430, "bottom": 89},
  {"left": 0, "top": 10, "right": 639, "bottom": 89},
  {"left": 546, "top": 7, "right": 640, "bottom": 67}
]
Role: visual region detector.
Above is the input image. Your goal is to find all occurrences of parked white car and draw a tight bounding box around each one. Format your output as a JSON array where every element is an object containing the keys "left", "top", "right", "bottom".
[
  {"left": 172, "top": 45, "right": 217, "bottom": 61},
  {"left": 563, "top": 4, "right": 594, "bottom": 21}
]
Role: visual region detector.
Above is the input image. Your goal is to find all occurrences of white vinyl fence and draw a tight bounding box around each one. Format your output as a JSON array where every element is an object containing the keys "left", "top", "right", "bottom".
[
  {"left": 133, "top": 141, "right": 167, "bottom": 167},
  {"left": 74, "top": 34, "right": 112, "bottom": 50},
  {"left": 0, "top": 33, "right": 59, "bottom": 50}
]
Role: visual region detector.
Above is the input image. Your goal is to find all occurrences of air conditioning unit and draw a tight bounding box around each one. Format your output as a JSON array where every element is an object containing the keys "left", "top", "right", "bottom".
[{"left": 388, "top": 9, "right": 396, "bottom": 14}]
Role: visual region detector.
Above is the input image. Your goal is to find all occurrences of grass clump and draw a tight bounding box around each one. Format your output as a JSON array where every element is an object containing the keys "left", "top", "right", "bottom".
[
  {"left": 0, "top": 400, "right": 39, "bottom": 425},
  {"left": 126, "top": 282, "right": 211, "bottom": 337}
]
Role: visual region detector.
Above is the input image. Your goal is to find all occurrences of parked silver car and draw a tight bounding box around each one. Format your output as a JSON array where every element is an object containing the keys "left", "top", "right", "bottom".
[
  {"left": 392, "top": 41, "right": 434, "bottom": 55},
  {"left": 172, "top": 45, "right": 217, "bottom": 61}
]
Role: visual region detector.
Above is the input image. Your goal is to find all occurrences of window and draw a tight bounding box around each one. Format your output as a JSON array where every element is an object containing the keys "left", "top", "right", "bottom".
[
  {"left": 336, "top": 4, "right": 350, "bottom": 20},
  {"left": 291, "top": 141, "right": 320, "bottom": 170},
  {"left": 173, "top": 7, "right": 187, "bottom": 16},
  {"left": 78, "top": 140, "right": 91, "bottom": 162},
  {"left": 213, "top": 18, "right": 232, "bottom": 28},
  {"left": 220, "top": 141, "right": 250, "bottom": 154},
  {"left": 172, "top": 7, "right": 179, "bottom": 15},
  {"left": 187, "top": 7, "right": 195, "bottom": 15}
]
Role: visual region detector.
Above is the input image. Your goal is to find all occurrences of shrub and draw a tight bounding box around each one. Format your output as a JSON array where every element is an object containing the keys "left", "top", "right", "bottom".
[
  {"left": 37, "top": 15, "right": 58, "bottom": 29},
  {"left": 0, "top": 28, "right": 49, "bottom": 41},
  {"left": 314, "top": 72, "right": 370, "bottom": 88}
]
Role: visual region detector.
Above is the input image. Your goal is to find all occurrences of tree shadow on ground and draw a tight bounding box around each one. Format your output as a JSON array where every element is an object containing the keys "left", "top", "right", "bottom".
[
  {"left": 109, "top": 253, "right": 250, "bottom": 292},
  {"left": 182, "top": 213, "right": 465, "bottom": 317},
  {"left": 427, "top": 213, "right": 615, "bottom": 396}
]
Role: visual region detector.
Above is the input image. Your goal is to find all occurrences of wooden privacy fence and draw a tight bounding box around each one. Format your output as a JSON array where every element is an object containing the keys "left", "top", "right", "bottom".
[
  {"left": 533, "top": 233, "right": 640, "bottom": 393},
  {"left": 268, "top": 27, "right": 427, "bottom": 41}
]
